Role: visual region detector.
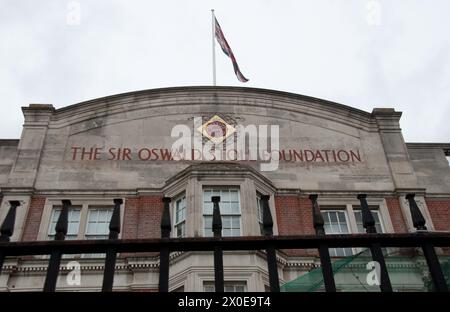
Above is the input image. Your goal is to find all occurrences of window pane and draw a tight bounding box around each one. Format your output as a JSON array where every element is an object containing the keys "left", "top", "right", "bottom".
[
  {"left": 204, "top": 202, "right": 213, "bottom": 215},
  {"left": 230, "top": 190, "right": 239, "bottom": 202},
  {"left": 223, "top": 216, "right": 231, "bottom": 228},
  {"left": 86, "top": 207, "right": 113, "bottom": 236},
  {"left": 337, "top": 212, "right": 346, "bottom": 223},
  {"left": 204, "top": 191, "right": 211, "bottom": 202},
  {"left": 176, "top": 222, "right": 185, "bottom": 238},
  {"left": 354, "top": 211, "right": 362, "bottom": 223},
  {"left": 230, "top": 202, "right": 240, "bottom": 214},
  {"left": 221, "top": 190, "right": 230, "bottom": 202},
  {"left": 87, "top": 222, "right": 96, "bottom": 234},
  {"left": 322, "top": 210, "right": 351, "bottom": 257},
  {"left": 339, "top": 222, "right": 349, "bottom": 234},
  {"left": 221, "top": 202, "right": 231, "bottom": 215},
  {"left": 353, "top": 209, "right": 384, "bottom": 234},
  {"left": 329, "top": 212, "right": 338, "bottom": 223},
  {"left": 48, "top": 207, "right": 81, "bottom": 237},
  {"left": 231, "top": 228, "right": 240, "bottom": 236},
  {"left": 98, "top": 222, "right": 108, "bottom": 234}
]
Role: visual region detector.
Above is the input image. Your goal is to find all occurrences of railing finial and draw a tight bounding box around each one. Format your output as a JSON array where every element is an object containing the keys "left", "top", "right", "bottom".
[
  {"left": 55, "top": 200, "right": 71, "bottom": 241},
  {"left": 211, "top": 196, "right": 222, "bottom": 238},
  {"left": 309, "top": 194, "right": 325, "bottom": 235},
  {"left": 0, "top": 201, "right": 21, "bottom": 242},
  {"left": 260, "top": 195, "right": 273, "bottom": 236},
  {"left": 161, "top": 197, "right": 172, "bottom": 238},
  {"left": 406, "top": 193, "right": 427, "bottom": 231},
  {"left": 109, "top": 199, "right": 123, "bottom": 240},
  {"left": 357, "top": 194, "right": 377, "bottom": 233}
]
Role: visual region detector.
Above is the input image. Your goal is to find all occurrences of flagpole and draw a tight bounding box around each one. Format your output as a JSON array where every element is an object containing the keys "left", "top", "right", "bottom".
[{"left": 211, "top": 9, "right": 216, "bottom": 86}]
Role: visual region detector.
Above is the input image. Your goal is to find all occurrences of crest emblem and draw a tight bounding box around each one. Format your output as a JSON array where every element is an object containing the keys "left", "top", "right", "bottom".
[{"left": 197, "top": 115, "right": 236, "bottom": 144}]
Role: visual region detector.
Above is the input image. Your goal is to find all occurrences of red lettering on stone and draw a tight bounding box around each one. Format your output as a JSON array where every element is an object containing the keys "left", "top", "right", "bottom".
[
  {"left": 138, "top": 148, "right": 151, "bottom": 160},
  {"left": 337, "top": 150, "right": 350, "bottom": 162},
  {"left": 160, "top": 149, "right": 173, "bottom": 160},
  {"left": 71, "top": 146, "right": 81, "bottom": 160},
  {"left": 350, "top": 150, "right": 361, "bottom": 162},
  {"left": 304, "top": 150, "right": 315, "bottom": 162},
  {"left": 122, "top": 148, "right": 131, "bottom": 160}
]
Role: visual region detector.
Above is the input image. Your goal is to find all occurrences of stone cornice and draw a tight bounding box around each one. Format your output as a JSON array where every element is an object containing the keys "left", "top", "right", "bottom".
[
  {"left": 164, "top": 161, "right": 276, "bottom": 194},
  {"left": 406, "top": 143, "right": 450, "bottom": 155},
  {"left": 30, "top": 86, "right": 391, "bottom": 133}
]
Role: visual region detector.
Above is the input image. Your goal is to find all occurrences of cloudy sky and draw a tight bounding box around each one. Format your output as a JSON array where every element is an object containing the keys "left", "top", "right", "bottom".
[{"left": 1, "top": 0, "right": 449, "bottom": 142}]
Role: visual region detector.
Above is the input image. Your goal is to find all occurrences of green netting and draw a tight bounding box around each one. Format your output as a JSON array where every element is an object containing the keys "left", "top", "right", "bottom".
[
  {"left": 281, "top": 249, "right": 450, "bottom": 292},
  {"left": 281, "top": 250, "right": 367, "bottom": 292}
]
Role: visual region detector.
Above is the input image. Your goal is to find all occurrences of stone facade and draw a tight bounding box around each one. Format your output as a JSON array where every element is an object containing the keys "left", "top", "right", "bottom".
[{"left": 0, "top": 86, "right": 449, "bottom": 291}]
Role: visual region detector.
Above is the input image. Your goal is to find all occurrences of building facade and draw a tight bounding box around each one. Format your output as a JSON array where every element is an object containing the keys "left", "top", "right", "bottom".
[{"left": 0, "top": 86, "right": 449, "bottom": 291}]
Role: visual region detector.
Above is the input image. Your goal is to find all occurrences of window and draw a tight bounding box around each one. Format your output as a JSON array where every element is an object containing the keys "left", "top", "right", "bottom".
[
  {"left": 321, "top": 208, "right": 352, "bottom": 257},
  {"left": 256, "top": 194, "right": 264, "bottom": 234},
  {"left": 85, "top": 207, "right": 113, "bottom": 239},
  {"left": 174, "top": 195, "right": 186, "bottom": 238},
  {"left": 203, "top": 281, "right": 247, "bottom": 292},
  {"left": 45, "top": 201, "right": 121, "bottom": 258},
  {"left": 320, "top": 203, "right": 388, "bottom": 257},
  {"left": 353, "top": 206, "right": 384, "bottom": 234},
  {"left": 203, "top": 188, "right": 241, "bottom": 237},
  {"left": 48, "top": 206, "right": 81, "bottom": 240}
]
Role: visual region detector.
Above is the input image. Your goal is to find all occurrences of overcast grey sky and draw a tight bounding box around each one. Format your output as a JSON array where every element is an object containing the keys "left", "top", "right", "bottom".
[{"left": 1, "top": 0, "right": 449, "bottom": 142}]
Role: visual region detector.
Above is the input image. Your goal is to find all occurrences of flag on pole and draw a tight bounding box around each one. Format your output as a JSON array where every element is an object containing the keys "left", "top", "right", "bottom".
[{"left": 214, "top": 16, "right": 249, "bottom": 83}]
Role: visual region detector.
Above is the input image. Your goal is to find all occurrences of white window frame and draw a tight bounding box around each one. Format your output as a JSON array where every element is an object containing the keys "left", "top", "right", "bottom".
[
  {"left": 47, "top": 206, "right": 82, "bottom": 240},
  {"left": 320, "top": 208, "right": 353, "bottom": 257},
  {"left": 353, "top": 207, "right": 385, "bottom": 234},
  {"left": 173, "top": 194, "right": 187, "bottom": 238},
  {"left": 256, "top": 194, "right": 264, "bottom": 235},
  {"left": 318, "top": 198, "right": 392, "bottom": 256},
  {"left": 84, "top": 206, "right": 114, "bottom": 240},
  {"left": 202, "top": 188, "right": 242, "bottom": 237},
  {"left": 38, "top": 198, "right": 125, "bottom": 241}
]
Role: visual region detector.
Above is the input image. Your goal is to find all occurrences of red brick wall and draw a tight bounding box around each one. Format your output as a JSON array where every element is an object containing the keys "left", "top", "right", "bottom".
[
  {"left": 385, "top": 197, "right": 408, "bottom": 233},
  {"left": 275, "top": 195, "right": 316, "bottom": 256},
  {"left": 275, "top": 195, "right": 314, "bottom": 236},
  {"left": 22, "top": 196, "right": 46, "bottom": 241},
  {"left": 425, "top": 199, "right": 450, "bottom": 231},
  {"left": 122, "top": 195, "right": 164, "bottom": 239}
]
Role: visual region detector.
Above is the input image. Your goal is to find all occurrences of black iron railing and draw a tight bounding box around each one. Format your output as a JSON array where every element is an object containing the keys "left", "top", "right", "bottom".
[{"left": 0, "top": 194, "right": 449, "bottom": 292}]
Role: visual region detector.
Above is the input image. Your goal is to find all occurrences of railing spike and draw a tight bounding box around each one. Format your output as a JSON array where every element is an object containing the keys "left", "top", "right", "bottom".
[
  {"left": 405, "top": 194, "right": 447, "bottom": 291},
  {"left": 261, "top": 195, "right": 273, "bottom": 236},
  {"left": 108, "top": 198, "right": 123, "bottom": 240},
  {"left": 308, "top": 194, "right": 336, "bottom": 292},
  {"left": 161, "top": 197, "right": 172, "bottom": 238},
  {"left": 357, "top": 194, "right": 393, "bottom": 292},
  {"left": 159, "top": 197, "right": 172, "bottom": 292},
  {"left": 0, "top": 201, "right": 21, "bottom": 276},
  {"left": 211, "top": 196, "right": 224, "bottom": 292},
  {"left": 211, "top": 196, "right": 222, "bottom": 238},
  {"left": 406, "top": 194, "right": 427, "bottom": 231},
  {"left": 309, "top": 194, "right": 325, "bottom": 235},
  {"left": 102, "top": 198, "right": 123, "bottom": 292},
  {"left": 260, "top": 195, "right": 280, "bottom": 292},
  {"left": 357, "top": 194, "right": 376, "bottom": 233},
  {"left": 43, "top": 199, "right": 71, "bottom": 292},
  {"left": 0, "top": 201, "right": 21, "bottom": 242},
  {"left": 55, "top": 200, "right": 71, "bottom": 241}
]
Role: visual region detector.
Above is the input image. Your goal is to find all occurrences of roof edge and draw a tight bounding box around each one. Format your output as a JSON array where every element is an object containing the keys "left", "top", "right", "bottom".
[{"left": 53, "top": 86, "right": 375, "bottom": 117}]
